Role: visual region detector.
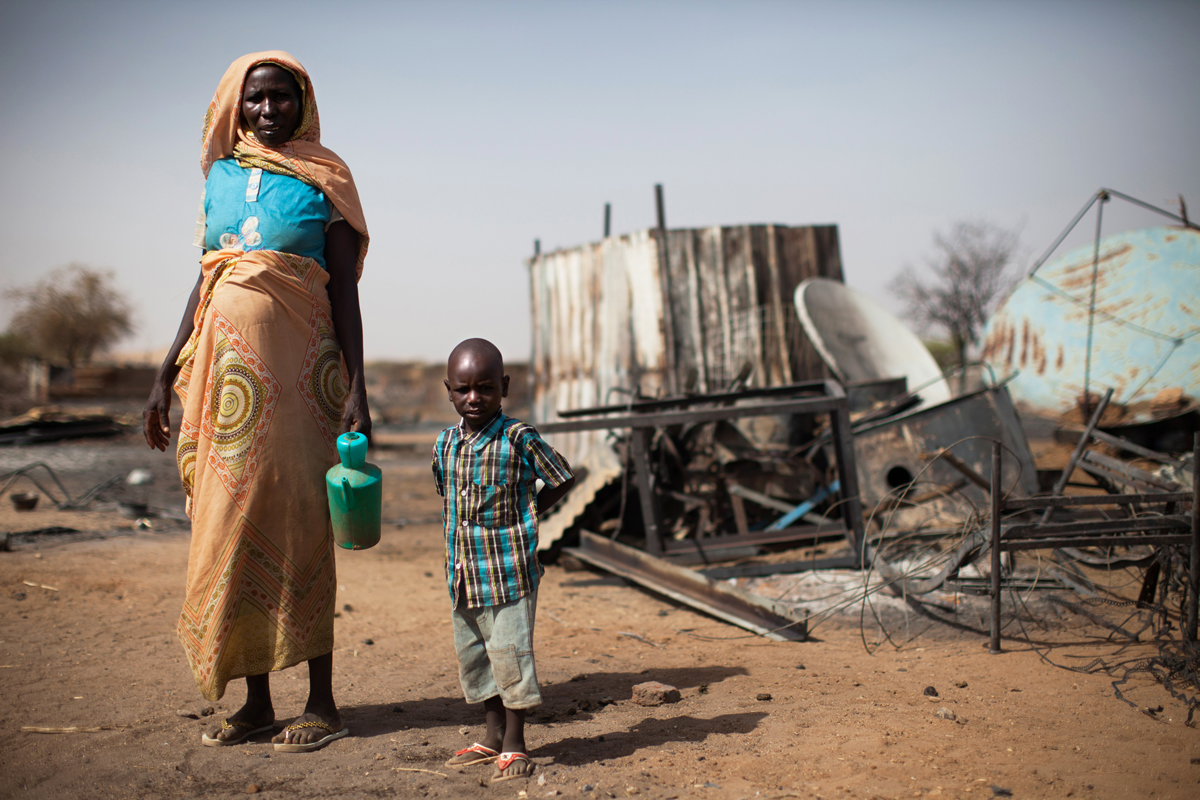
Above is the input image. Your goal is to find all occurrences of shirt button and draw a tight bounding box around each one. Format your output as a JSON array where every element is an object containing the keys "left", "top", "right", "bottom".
[
  {"left": 462, "top": 520, "right": 468, "bottom": 527},
  {"left": 460, "top": 490, "right": 466, "bottom": 497}
]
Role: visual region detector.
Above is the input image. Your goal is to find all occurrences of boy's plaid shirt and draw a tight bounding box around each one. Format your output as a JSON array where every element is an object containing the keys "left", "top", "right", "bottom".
[{"left": 432, "top": 410, "right": 573, "bottom": 609}]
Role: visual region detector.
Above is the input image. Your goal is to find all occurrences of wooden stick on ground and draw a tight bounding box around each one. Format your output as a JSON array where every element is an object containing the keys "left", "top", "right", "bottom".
[
  {"left": 22, "top": 725, "right": 131, "bottom": 734},
  {"left": 392, "top": 767, "right": 448, "bottom": 778},
  {"left": 618, "top": 631, "right": 664, "bottom": 648}
]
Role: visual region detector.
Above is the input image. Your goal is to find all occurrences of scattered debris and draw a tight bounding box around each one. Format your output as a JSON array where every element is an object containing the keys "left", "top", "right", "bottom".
[
  {"left": 117, "top": 501, "right": 149, "bottom": 520},
  {"left": 755, "top": 693, "right": 772, "bottom": 702},
  {"left": 542, "top": 381, "right": 866, "bottom": 570},
  {"left": 924, "top": 686, "right": 939, "bottom": 697},
  {"left": 935, "top": 707, "right": 956, "bottom": 721},
  {"left": 125, "top": 469, "right": 154, "bottom": 486},
  {"left": 631, "top": 681, "right": 680, "bottom": 707},
  {"left": 0, "top": 407, "right": 127, "bottom": 446},
  {"left": 10, "top": 492, "right": 38, "bottom": 511}
]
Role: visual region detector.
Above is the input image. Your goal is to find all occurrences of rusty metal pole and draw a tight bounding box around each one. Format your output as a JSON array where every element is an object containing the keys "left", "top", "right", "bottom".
[
  {"left": 631, "top": 427, "right": 663, "bottom": 555},
  {"left": 654, "top": 184, "right": 678, "bottom": 396},
  {"left": 1041, "top": 387, "right": 1113, "bottom": 524},
  {"left": 990, "top": 439, "right": 1003, "bottom": 654},
  {"left": 827, "top": 383, "right": 866, "bottom": 563},
  {"left": 1188, "top": 432, "right": 1199, "bottom": 642}
]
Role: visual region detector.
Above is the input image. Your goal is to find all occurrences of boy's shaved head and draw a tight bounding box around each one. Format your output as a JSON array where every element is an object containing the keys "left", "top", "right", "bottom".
[
  {"left": 448, "top": 338, "right": 504, "bottom": 376},
  {"left": 445, "top": 339, "right": 508, "bottom": 431}
]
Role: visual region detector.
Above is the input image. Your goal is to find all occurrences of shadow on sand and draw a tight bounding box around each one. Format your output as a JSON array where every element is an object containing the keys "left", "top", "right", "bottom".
[{"left": 343, "top": 664, "right": 753, "bottom": 743}]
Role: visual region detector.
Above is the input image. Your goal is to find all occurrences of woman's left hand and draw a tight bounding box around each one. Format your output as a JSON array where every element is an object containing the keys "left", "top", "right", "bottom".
[
  {"left": 324, "top": 220, "right": 371, "bottom": 442},
  {"left": 341, "top": 388, "right": 372, "bottom": 440}
]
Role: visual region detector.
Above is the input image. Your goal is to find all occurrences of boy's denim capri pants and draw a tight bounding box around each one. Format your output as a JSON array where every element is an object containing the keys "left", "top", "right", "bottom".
[{"left": 452, "top": 590, "right": 541, "bottom": 709}]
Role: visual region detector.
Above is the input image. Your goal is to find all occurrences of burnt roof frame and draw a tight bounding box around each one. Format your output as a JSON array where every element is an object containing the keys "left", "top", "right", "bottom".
[{"left": 538, "top": 379, "right": 865, "bottom": 561}]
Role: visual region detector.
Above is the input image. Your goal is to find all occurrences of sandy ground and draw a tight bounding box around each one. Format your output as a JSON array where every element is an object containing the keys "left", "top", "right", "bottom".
[{"left": 1, "top": 435, "right": 1199, "bottom": 800}]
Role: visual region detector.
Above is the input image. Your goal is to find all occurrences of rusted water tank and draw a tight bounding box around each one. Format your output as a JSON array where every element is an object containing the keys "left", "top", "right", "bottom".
[{"left": 982, "top": 226, "right": 1200, "bottom": 424}]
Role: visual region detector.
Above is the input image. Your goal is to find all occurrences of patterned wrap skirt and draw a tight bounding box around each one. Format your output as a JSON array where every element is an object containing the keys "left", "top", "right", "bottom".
[{"left": 173, "top": 247, "right": 347, "bottom": 701}]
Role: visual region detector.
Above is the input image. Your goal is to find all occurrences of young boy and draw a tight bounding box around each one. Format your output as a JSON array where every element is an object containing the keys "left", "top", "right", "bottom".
[{"left": 431, "top": 338, "right": 575, "bottom": 782}]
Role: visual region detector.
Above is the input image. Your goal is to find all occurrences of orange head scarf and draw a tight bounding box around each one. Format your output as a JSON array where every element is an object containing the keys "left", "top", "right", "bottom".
[{"left": 200, "top": 51, "right": 369, "bottom": 278}]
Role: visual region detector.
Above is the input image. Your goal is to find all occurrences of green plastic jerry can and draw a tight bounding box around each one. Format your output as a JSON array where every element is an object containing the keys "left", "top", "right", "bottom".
[{"left": 326, "top": 431, "right": 382, "bottom": 550}]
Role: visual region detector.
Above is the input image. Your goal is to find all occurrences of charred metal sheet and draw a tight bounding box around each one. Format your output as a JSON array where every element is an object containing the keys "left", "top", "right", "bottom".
[
  {"left": 538, "top": 445, "right": 624, "bottom": 549},
  {"left": 698, "top": 554, "right": 860, "bottom": 580},
  {"left": 661, "top": 522, "right": 846, "bottom": 565},
  {"left": 1002, "top": 490, "right": 1192, "bottom": 511},
  {"left": 1081, "top": 450, "right": 1180, "bottom": 492},
  {"left": 851, "top": 386, "right": 1037, "bottom": 514},
  {"left": 1058, "top": 427, "right": 1190, "bottom": 470},
  {"left": 982, "top": 226, "right": 1200, "bottom": 424},
  {"left": 556, "top": 379, "right": 830, "bottom": 418},
  {"left": 528, "top": 224, "right": 842, "bottom": 467},
  {"left": 564, "top": 530, "right": 808, "bottom": 641},
  {"left": 845, "top": 377, "right": 908, "bottom": 413}
]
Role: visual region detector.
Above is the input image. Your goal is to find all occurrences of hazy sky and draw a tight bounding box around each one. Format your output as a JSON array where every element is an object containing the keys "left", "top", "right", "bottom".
[{"left": 1, "top": 0, "right": 1197, "bottom": 363}]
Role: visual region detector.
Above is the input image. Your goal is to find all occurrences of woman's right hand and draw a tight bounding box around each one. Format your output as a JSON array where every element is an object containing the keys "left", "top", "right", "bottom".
[
  {"left": 146, "top": 270, "right": 204, "bottom": 451},
  {"left": 143, "top": 376, "right": 174, "bottom": 451}
]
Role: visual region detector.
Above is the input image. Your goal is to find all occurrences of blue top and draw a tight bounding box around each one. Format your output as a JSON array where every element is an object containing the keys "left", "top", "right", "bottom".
[{"left": 199, "top": 158, "right": 334, "bottom": 269}]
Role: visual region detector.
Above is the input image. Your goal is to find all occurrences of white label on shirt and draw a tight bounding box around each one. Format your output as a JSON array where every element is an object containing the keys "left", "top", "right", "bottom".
[{"left": 246, "top": 168, "right": 263, "bottom": 203}]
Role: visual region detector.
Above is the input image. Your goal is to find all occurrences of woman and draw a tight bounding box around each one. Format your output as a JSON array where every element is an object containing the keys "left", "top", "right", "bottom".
[{"left": 143, "top": 51, "right": 370, "bottom": 753}]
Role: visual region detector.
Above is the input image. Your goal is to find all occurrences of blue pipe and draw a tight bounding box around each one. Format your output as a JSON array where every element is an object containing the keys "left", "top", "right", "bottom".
[{"left": 767, "top": 480, "right": 839, "bottom": 531}]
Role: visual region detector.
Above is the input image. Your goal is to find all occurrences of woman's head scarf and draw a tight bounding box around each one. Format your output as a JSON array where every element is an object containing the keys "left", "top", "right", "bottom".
[{"left": 200, "top": 51, "right": 368, "bottom": 278}]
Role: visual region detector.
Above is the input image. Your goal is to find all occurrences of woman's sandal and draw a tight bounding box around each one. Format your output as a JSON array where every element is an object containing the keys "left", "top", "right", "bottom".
[
  {"left": 273, "top": 720, "right": 350, "bottom": 753},
  {"left": 445, "top": 743, "right": 500, "bottom": 767},
  {"left": 200, "top": 719, "right": 275, "bottom": 747},
  {"left": 491, "top": 752, "right": 534, "bottom": 782}
]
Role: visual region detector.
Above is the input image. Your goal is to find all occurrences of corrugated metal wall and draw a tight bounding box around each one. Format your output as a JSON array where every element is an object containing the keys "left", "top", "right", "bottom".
[{"left": 528, "top": 224, "right": 843, "bottom": 462}]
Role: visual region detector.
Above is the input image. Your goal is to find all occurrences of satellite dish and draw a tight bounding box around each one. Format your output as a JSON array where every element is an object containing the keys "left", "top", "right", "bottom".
[{"left": 795, "top": 278, "right": 951, "bottom": 406}]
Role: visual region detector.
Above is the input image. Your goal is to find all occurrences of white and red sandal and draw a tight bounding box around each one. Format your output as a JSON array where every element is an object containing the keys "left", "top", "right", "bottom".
[
  {"left": 491, "top": 751, "right": 534, "bottom": 782},
  {"left": 445, "top": 743, "right": 500, "bottom": 767}
]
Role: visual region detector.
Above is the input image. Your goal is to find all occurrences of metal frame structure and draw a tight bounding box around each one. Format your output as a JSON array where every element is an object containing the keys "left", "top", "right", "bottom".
[
  {"left": 538, "top": 379, "right": 866, "bottom": 563},
  {"left": 987, "top": 434, "right": 1200, "bottom": 653}
]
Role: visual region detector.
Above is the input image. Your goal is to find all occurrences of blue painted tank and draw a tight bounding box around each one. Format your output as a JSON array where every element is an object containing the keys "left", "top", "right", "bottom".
[{"left": 981, "top": 226, "right": 1200, "bottom": 423}]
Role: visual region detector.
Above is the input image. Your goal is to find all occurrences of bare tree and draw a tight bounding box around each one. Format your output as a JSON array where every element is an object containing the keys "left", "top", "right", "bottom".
[
  {"left": 7, "top": 265, "right": 133, "bottom": 367},
  {"left": 890, "top": 221, "right": 1020, "bottom": 382}
]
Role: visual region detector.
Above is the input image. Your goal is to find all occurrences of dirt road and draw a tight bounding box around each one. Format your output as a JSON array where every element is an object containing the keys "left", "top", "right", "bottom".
[{"left": 1, "top": 441, "right": 1197, "bottom": 799}]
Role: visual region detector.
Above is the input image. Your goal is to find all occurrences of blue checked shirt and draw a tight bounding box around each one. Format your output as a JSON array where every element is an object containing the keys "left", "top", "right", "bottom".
[{"left": 432, "top": 411, "right": 573, "bottom": 609}]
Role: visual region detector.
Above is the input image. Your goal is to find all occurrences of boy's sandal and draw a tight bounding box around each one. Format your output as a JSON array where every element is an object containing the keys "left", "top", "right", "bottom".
[
  {"left": 491, "top": 752, "right": 534, "bottom": 782},
  {"left": 200, "top": 719, "right": 274, "bottom": 747},
  {"left": 446, "top": 743, "right": 500, "bottom": 767},
  {"left": 273, "top": 720, "right": 350, "bottom": 753}
]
